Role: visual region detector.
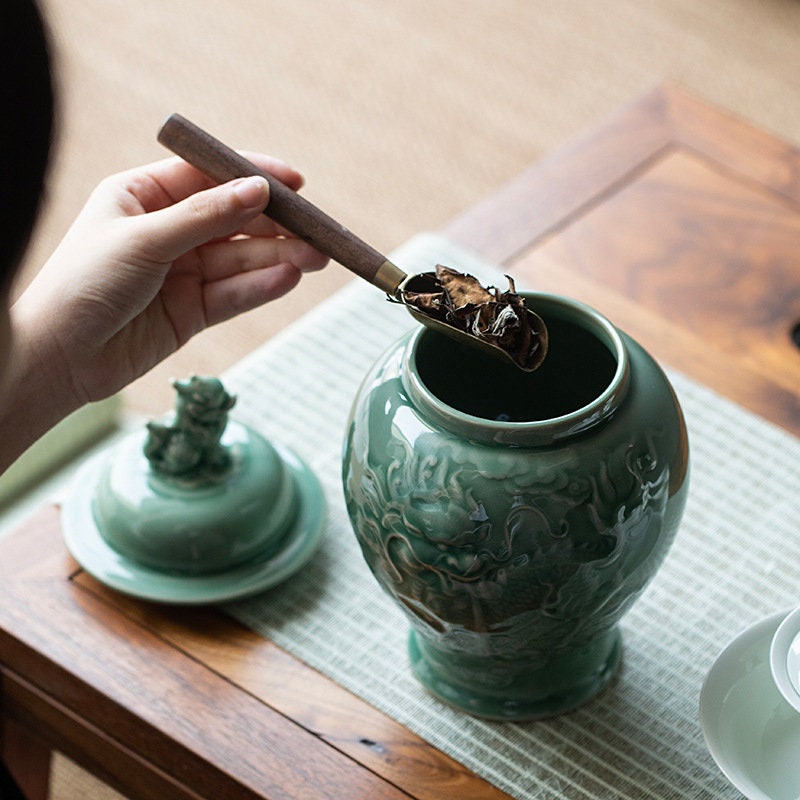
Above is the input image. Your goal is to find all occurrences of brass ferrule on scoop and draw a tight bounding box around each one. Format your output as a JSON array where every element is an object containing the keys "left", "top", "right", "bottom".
[{"left": 374, "top": 260, "right": 408, "bottom": 296}]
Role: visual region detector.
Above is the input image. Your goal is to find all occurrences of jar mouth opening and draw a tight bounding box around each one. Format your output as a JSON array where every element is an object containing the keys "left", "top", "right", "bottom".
[{"left": 403, "top": 293, "right": 629, "bottom": 443}]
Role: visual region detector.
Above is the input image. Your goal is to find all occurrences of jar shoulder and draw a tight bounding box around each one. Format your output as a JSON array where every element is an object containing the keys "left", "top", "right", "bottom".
[{"left": 346, "top": 330, "right": 687, "bottom": 463}]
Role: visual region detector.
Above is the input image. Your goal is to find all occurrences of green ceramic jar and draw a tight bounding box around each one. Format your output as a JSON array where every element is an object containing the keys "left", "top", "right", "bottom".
[{"left": 342, "top": 293, "right": 689, "bottom": 720}]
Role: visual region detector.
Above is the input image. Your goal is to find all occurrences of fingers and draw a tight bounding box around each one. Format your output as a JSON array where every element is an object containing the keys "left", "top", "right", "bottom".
[
  {"left": 240, "top": 151, "right": 305, "bottom": 191},
  {"left": 203, "top": 263, "right": 303, "bottom": 326},
  {"left": 92, "top": 153, "right": 304, "bottom": 222},
  {"left": 138, "top": 152, "right": 304, "bottom": 208},
  {"left": 129, "top": 176, "right": 271, "bottom": 264},
  {"left": 196, "top": 236, "right": 329, "bottom": 282}
]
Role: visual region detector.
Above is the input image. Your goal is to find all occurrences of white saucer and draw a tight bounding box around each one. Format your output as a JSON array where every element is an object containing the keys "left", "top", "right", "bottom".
[
  {"left": 62, "top": 444, "right": 326, "bottom": 605},
  {"left": 700, "top": 611, "right": 800, "bottom": 800},
  {"left": 770, "top": 606, "right": 800, "bottom": 714}
]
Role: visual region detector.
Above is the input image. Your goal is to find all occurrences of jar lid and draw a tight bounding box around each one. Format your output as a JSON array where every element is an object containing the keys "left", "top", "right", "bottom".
[{"left": 92, "top": 420, "right": 297, "bottom": 574}]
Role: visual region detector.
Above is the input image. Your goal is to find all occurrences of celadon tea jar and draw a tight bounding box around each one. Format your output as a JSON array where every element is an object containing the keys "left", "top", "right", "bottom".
[{"left": 342, "top": 292, "right": 689, "bottom": 720}]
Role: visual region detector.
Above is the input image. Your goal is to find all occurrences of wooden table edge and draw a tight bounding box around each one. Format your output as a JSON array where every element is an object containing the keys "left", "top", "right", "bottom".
[
  {"left": 1, "top": 503, "right": 507, "bottom": 800},
  {"left": 443, "top": 82, "right": 800, "bottom": 266}
]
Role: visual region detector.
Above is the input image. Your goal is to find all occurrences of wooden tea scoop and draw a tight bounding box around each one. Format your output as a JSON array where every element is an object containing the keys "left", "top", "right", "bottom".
[{"left": 157, "top": 114, "right": 548, "bottom": 371}]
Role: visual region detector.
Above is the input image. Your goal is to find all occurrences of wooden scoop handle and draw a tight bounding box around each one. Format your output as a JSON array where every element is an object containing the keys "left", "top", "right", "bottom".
[{"left": 157, "top": 113, "right": 406, "bottom": 294}]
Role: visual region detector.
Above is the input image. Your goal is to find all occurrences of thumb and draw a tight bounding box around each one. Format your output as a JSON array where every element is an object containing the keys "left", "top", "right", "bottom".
[{"left": 135, "top": 176, "right": 269, "bottom": 263}]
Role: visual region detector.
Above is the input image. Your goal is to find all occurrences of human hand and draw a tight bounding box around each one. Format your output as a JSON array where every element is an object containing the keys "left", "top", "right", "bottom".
[{"left": 11, "top": 154, "right": 328, "bottom": 406}]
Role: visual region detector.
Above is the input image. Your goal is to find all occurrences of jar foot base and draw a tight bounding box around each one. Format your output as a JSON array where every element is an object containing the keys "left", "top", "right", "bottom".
[{"left": 408, "top": 628, "right": 622, "bottom": 721}]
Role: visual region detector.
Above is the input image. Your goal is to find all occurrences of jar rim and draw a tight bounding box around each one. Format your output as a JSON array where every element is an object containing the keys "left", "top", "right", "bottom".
[{"left": 401, "top": 292, "right": 630, "bottom": 446}]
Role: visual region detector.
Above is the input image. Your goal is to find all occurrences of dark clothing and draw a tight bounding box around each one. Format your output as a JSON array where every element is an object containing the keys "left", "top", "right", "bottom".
[{"left": 0, "top": 762, "right": 25, "bottom": 800}]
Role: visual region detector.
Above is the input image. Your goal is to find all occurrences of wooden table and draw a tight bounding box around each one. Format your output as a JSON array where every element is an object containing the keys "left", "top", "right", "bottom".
[{"left": 2, "top": 83, "right": 799, "bottom": 799}]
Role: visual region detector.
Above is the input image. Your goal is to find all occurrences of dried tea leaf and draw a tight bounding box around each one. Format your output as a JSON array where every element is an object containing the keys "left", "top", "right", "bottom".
[
  {"left": 401, "top": 265, "right": 546, "bottom": 370},
  {"left": 401, "top": 289, "right": 442, "bottom": 315},
  {"left": 437, "top": 267, "right": 493, "bottom": 308}
]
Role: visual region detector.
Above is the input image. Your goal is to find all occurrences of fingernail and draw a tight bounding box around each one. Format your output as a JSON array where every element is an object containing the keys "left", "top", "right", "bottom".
[{"left": 232, "top": 176, "right": 269, "bottom": 209}]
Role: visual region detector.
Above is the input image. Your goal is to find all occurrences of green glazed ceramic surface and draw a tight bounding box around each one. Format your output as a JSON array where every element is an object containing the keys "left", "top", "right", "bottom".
[
  {"left": 63, "top": 441, "right": 326, "bottom": 604},
  {"left": 342, "top": 293, "right": 689, "bottom": 720},
  {"left": 93, "top": 421, "right": 296, "bottom": 574}
]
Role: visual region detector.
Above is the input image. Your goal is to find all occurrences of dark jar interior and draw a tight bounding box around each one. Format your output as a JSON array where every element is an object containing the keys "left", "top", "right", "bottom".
[
  {"left": 416, "top": 314, "right": 617, "bottom": 422},
  {"left": 403, "top": 293, "right": 630, "bottom": 445}
]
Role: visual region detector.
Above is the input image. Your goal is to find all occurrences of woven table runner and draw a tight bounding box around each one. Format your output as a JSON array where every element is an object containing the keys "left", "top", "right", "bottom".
[{"left": 222, "top": 233, "right": 800, "bottom": 799}]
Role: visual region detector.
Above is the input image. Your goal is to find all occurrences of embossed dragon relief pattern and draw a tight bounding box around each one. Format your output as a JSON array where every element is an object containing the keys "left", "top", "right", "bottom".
[{"left": 344, "top": 418, "right": 676, "bottom": 653}]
